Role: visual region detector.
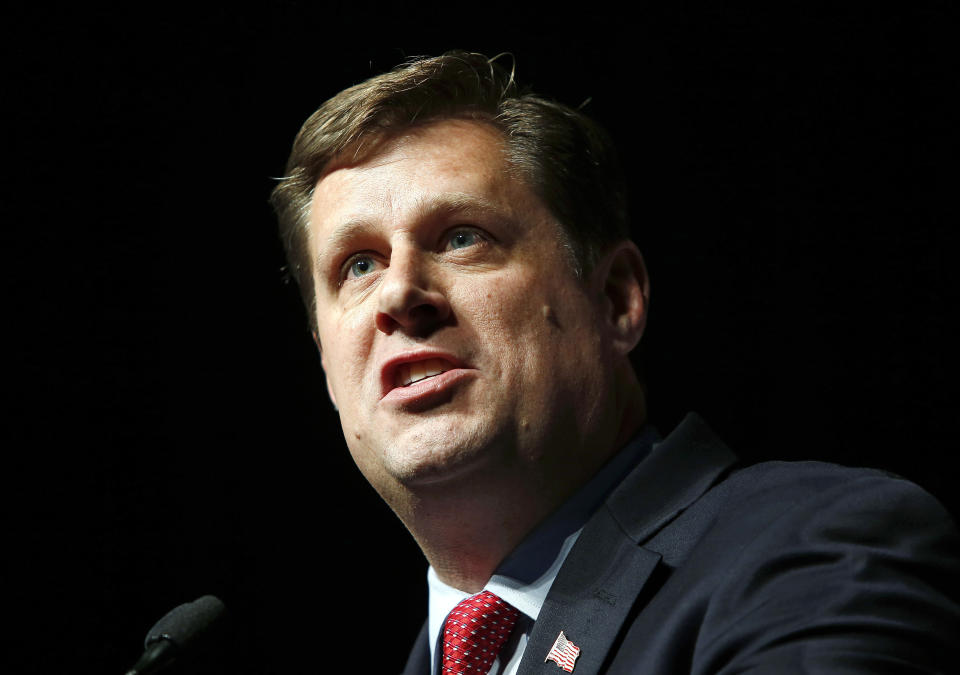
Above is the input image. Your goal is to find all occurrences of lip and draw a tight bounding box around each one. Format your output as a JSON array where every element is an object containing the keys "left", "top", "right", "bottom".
[{"left": 379, "top": 350, "right": 475, "bottom": 406}]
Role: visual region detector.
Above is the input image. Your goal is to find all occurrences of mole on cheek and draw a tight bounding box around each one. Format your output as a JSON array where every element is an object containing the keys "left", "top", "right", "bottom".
[{"left": 542, "top": 304, "right": 561, "bottom": 328}]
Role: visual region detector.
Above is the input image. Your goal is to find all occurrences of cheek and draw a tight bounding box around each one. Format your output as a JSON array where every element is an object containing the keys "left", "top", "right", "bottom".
[
  {"left": 459, "top": 274, "right": 574, "bottom": 380},
  {"left": 319, "top": 310, "right": 376, "bottom": 388},
  {"left": 459, "top": 273, "right": 549, "bottom": 340}
]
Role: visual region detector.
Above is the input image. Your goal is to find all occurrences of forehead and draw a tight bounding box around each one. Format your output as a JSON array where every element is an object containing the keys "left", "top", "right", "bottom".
[{"left": 308, "top": 120, "right": 522, "bottom": 239}]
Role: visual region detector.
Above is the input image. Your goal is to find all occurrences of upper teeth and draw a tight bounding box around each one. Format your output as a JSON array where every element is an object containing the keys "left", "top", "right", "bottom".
[{"left": 398, "top": 358, "right": 450, "bottom": 387}]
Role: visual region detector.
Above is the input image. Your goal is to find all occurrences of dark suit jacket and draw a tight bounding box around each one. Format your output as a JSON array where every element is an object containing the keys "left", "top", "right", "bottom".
[{"left": 402, "top": 414, "right": 960, "bottom": 674}]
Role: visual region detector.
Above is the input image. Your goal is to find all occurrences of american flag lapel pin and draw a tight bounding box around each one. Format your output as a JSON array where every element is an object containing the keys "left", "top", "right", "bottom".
[{"left": 545, "top": 631, "right": 581, "bottom": 672}]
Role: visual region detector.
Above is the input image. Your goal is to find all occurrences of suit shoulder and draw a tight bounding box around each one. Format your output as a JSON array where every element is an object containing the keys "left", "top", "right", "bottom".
[
  {"left": 730, "top": 461, "right": 957, "bottom": 555},
  {"left": 713, "top": 459, "right": 953, "bottom": 525},
  {"left": 649, "top": 458, "right": 959, "bottom": 571},
  {"left": 728, "top": 457, "right": 908, "bottom": 490},
  {"left": 641, "top": 460, "right": 960, "bottom": 672}
]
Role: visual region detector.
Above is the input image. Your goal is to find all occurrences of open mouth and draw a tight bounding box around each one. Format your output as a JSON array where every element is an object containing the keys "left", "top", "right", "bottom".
[
  {"left": 380, "top": 352, "right": 473, "bottom": 405},
  {"left": 396, "top": 358, "right": 453, "bottom": 388}
]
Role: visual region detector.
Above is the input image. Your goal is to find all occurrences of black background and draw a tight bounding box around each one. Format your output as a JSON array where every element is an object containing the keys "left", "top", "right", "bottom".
[{"left": 7, "top": 2, "right": 957, "bottom": 672}]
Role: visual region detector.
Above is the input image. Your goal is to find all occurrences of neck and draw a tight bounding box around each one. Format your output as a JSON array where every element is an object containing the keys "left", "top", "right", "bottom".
[
  {"left": 397, "top": 369, "right": 647, "bottom": 593},
  {"left": 406, "top": 466, "right": 564, "bottom": 592}
]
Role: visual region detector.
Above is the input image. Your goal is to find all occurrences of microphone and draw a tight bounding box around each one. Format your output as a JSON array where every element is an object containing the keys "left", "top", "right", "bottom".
[{"left": 124, "top": 595, "right": 227, "bottom": 675}]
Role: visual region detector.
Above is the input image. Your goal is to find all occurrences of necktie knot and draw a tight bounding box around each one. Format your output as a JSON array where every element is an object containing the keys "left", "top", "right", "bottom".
[{"left": 441, "top": 590, "right": 520, "bottom": 674}]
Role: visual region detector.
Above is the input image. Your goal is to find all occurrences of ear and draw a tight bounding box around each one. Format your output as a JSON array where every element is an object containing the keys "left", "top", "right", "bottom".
[
  {"left": 313, "top": 330, "right": 339, "bottom": 410},
  {"left": 592, "top": 240, "right": 650, "bottom": 356}
]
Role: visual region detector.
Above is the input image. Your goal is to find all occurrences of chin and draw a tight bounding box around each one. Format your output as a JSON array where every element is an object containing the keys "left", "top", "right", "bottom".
[{"left": 379, "top": 423, "right": 504, "bottom": 489}]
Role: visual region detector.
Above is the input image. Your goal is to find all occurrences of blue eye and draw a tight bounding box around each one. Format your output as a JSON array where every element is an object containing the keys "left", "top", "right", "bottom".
[
  {"left": 346, "top": 255, "right": 377, "bottom": 278},
  {"left": 449, "top": 230, "right": 480, "bottom": 250}
]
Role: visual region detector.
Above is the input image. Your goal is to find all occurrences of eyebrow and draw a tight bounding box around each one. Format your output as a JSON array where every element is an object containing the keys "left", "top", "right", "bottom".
[
  {"left": 316, "top": 192, "right": 513, "bottom": 268},
  {"left": 413, "top": 192, "right": 509, "bottom": 222}
]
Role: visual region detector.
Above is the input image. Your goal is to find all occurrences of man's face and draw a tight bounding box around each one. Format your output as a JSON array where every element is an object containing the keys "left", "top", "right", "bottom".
[{"left": 309, "top": 119, "right": 617, "bottom": 498}]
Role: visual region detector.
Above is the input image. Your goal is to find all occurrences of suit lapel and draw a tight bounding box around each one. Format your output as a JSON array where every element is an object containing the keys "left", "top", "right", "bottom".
[
  {"left": 518, "top": 414, "right": 738, "bottom": 674},
  {"left": 606, "top": 413, "right": 738, "bottom": 542},
  {"left": 517, "top": 508, "right": 661, "bottom": 674}
]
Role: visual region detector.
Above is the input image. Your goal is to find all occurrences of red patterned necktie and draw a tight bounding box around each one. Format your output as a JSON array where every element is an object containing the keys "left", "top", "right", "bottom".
[{"left": 441, "top": 590, "right": 520, "bottom": 674}]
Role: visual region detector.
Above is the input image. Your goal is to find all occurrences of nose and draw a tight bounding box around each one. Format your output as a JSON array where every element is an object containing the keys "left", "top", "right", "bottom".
[{"left": 375, "top": 250, "right": 451, "bottom": 337}]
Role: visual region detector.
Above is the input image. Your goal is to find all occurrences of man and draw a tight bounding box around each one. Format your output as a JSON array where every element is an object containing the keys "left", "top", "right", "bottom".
[{"left": 271, "top": 52, "right": 959, "bottom": 674}]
